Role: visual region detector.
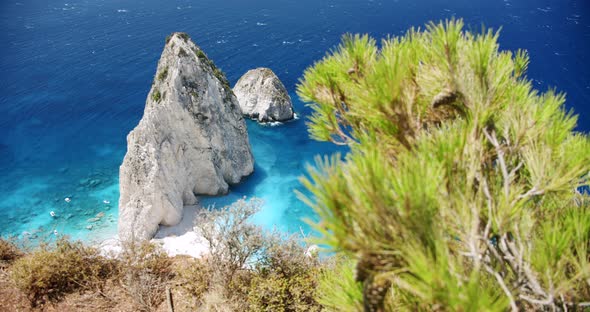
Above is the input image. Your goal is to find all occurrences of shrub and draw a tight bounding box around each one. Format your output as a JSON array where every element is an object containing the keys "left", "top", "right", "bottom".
[
  {"left": 315, "top": 258, "right": 363, "bottom": 312},
  {"left": 259, "top": 234, "right": 318, "bottom": 277},
  {"left": 157, "top": 66, "right": 168, "bottom": 81},
  {"left": 297, "top": 18, "right": 590, "bottom": 310},
  {"left": 176, "top": 257, "right": 212, "bottom": 307},
  {"left": 9, "top": 238, "right": 117, "bottom": 307},
  {"left": 195, "top": 48, "right": 207, "bottom": 61},
  {"left": 177, "top": 32, "right": 190, "bottom": 42},
  {"left": 196, "top": 198, "right": 266, "bottom": 291},
  {"left": 192, "top": 199, "right": 325, "bottom": 311},
  {"left": 119, "top": 241, "right": 173, "bottom": 312},
  {"left": 248, "top": 270, "right": 320, "bottom": 312},
  {"left": 151, "top": 90, "right": 161, "bottom": 102},
  {"left": 247, "top": 235, "right": 322, "bottom": 311},
  {"left": 193, "top": 47, "right": 232, "bottom": 96},
  {"left": 0, "top": 238, "right": 23, "bottom": 267}
]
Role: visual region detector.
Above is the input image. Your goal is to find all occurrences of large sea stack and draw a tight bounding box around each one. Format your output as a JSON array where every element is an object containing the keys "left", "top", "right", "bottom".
[
  {"left": 118, "top": 33, "right": 254, "bottom": 241},
  {"left": 233, "top": 68, "right": 294, "bottom": 122}
]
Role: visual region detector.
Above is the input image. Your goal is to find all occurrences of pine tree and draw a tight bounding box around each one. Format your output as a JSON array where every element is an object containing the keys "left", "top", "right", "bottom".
[{"left": 297, "top": 19, "right": 590, "bottom": 311}]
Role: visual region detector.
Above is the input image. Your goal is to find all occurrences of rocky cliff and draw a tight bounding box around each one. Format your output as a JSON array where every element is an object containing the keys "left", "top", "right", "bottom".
[
  {"left": 118, "top": 33, "right": 254, "bottom": 241},
  {"left": 233, "top": 68, "right": 294, "bottom": 122}
]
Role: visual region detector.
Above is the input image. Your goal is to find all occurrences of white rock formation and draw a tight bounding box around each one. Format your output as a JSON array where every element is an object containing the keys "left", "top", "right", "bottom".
[
  {"left": 233, "top": 68, "right": 294, "bottom": 122},
  {"left": 118, "top": 33, "right": 254, "bottom": 241}
]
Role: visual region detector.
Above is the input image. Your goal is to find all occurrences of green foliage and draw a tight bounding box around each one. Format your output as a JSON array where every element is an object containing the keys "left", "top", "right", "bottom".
[
  {"left": 195, "top": 48, "right": 207, "bottom": 61},
  {"left": 152, "top": 89, "right": 161, "bottom": 102},
  {"left": 176, "top": 258, "right": 212, "bottom": 306},
  {"left": 248, "top": 271, "right": 320, "bottom": 312},
  {"left": 315, "top": 258, "right": 363, "bottom": 312},
  {"left": 193, "top": 47, "right": 232, "bottom": 97},
  {"left": 297, "top": 18, "right": 590, "bottom": 311},
  {"left": 191, "top": 198, "right": 324, "bottom": 311},
  {"left": 157, "top": 66, "right": 168, "bottom": 81},
  {"left": 9, "top": 238, "right": 118, "bottom": 307},
  {"left": 177, "top": 32, "right": 190, "bottom": 42},
  {"left": 247, "top": 235, "right": 322, "bottom": 312}
]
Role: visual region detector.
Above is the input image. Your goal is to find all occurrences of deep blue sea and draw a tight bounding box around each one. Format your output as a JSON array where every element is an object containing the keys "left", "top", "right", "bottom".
[{"left": 1, "top": 0, "right": 589, "bottom": 244}]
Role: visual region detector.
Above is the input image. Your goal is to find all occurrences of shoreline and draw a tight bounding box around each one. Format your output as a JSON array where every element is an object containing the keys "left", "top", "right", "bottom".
[{"left": 99, "top": 204, "right": 209, "bottom": 258}]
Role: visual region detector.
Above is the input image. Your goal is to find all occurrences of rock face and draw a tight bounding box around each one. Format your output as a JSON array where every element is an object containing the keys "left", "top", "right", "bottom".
[
  {"left": 233, "top": 68, "right": 294, "bottom": 122},
  {"left": 118, "top": 33, "right": 254, "bottom": 241}
]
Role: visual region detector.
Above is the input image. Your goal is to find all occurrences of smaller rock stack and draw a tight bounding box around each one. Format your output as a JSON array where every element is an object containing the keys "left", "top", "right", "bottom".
[{"left": 233, "top": 68, "right": 294, "bottom": 122}]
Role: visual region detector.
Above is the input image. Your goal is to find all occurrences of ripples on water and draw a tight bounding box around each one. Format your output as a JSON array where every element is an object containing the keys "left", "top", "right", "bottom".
[{"left": 0, "top": 0, "right": 588, "bottom": 243}]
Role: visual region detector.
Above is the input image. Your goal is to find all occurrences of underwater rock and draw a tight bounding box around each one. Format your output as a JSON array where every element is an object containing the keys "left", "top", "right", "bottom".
[
  {"left": 233, "top": 67, "right": 294, "bottom": 122},
  {"left": 79, "top": 177, "right": 102, "bottom": 188},
  {"left": 118, "top": 32, "right": 254, "bottom": 241},
  {"left": 88, "top": 179, "right": 102, "bottom": 188}
]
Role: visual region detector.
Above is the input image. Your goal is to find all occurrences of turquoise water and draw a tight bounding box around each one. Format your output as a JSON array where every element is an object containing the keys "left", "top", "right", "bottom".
[{"left": 1, "top": 0, "right": 589, "bottom": 243}]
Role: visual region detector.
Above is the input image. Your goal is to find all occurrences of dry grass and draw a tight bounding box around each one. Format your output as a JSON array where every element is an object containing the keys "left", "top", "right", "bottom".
[
  {"left": 0, "top": 238, "right": 177, "bottom": 312},
  {"left": 0, "top": 202, "right": 328, "bottom": 311},
  {"left": 10, "top": 238, "right": 118, "bottom": 307},
  {"left": 0, "top": 238, "right": 23, "bottom": 268},
  {"left": 117, "top": 241, "right": 173, "bottom": 311}
]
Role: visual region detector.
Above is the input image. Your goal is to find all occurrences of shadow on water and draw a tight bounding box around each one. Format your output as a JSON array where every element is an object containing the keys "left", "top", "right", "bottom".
[
  {"left": 156, "top": 164, "right": 270, "bottom": 238},
  {"left": 199, "top": 163, "right": 268, "bottom": 210},
  {"left": 230, "top": 163, "right": 268, "bottom": 194}
]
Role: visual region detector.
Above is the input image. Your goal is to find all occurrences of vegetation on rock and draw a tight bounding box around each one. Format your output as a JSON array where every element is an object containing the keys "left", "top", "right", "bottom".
[
  {"left": 177, "top": 32, "right": 190, "bottom": 43},
  {"left": 193, "top": 46, "right": 232, "bottom": 98},
  {"left": 157, "top": 66, "right": 168, "bottom": 81},
  {"left": 297, "top": 18, "right": 590, "bottom": 311},
  {"left": 151, "top": 90, "right": 161, "bottom": 102}
]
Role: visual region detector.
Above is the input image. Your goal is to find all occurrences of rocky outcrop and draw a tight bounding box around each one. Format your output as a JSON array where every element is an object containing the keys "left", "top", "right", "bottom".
[
  {"left": 233, "top": 68, "right": 294, "bottom": 122},
  {"left": 118, "top": 33, "right": 254, "bottom": 241}
]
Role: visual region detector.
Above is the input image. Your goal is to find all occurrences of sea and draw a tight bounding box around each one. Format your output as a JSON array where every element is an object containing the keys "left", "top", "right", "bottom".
[{"left": 1, "top": 0, "right": 589, "bottom": 244}]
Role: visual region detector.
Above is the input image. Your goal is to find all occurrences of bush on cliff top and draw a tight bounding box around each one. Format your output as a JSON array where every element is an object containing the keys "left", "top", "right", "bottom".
[
  {"left": 298, "top": 18, "right": 590, "bottom": 311},
  {"left": 187, "top": 198, "right": 324, "bottom": 311},
  {"left": 119, "top": 241, "right": 173, "bottom": 311},
  {"left": 10, "top": 238, "right": 118, "bottom": 307},
  {"left": 0, "top": 238, "right": 23, "bottom": 267}
]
